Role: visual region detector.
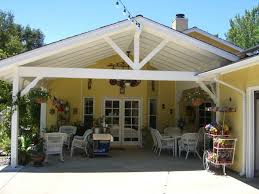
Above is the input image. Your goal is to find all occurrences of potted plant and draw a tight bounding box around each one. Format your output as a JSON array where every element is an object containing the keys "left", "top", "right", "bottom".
[
  {"left": 29, "top": 136, "right": 45, "bottom": 167},
  {"left": 18, "top": 134, "right": 32, "bottom": 165},
  {"left": 28, "top": 88, "right": 50, "bottom": 104}
]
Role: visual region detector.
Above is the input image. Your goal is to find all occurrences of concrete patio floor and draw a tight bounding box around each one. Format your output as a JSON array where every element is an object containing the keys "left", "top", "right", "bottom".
[{"left": 0, "top": 149, "right": 259, "bottom": 194}]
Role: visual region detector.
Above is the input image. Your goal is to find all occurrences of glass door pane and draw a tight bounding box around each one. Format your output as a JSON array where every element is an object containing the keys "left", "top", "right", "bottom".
[
  {"left": 123, "top": 99, "right": 140, "bottom": 144},
  {"left": 104, "top": 99, "right": 121, "bottom": 143}
]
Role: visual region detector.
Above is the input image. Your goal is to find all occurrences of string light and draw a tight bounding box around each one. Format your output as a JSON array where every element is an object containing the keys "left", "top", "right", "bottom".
[{"left": 115, "top": 0, "right": 141, "bottom": 28}]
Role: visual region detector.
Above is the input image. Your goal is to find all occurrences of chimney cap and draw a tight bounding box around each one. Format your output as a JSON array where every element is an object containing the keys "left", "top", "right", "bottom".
[{"left": 176, "top": 14, "right": 185, "bottom": 19}]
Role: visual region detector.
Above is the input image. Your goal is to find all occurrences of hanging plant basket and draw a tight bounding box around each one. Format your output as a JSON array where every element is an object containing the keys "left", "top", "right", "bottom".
[
  {"left": 35, "top": 97, "right": 47, "bottom": 104},
  {"left": 192, "top": 98, "right": 204, "bottom": 107},
  {"left": 109, "top": 79, "right": 117, "bottom": 85},
  {"left": 28, "top": 88, "right": 50, "bottom": 104}
]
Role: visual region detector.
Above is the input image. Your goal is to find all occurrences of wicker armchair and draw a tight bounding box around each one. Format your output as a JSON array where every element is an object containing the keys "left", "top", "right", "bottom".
[
  {"left": 44, "top": 132, "right": 67, "bottom": 162},
  {"left": 70, "top": 129, "right": 93, "bottom": 157}
]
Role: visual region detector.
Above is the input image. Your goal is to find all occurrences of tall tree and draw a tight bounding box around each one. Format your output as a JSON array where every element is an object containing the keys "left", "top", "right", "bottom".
[
  {"left": 226, "top": 5, "right": 259, "bottom": 49},
  {"left": 0, "top": 10, "right": 44, "bottom": 59},
  {"left": 0, "top": 10, "right": 44, "bottom": 154}
]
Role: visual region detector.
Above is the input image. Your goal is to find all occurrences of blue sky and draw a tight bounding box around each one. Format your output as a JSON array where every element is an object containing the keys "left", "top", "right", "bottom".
[{"left": 0, "top": 0, "right": 257, "bottom": 43}]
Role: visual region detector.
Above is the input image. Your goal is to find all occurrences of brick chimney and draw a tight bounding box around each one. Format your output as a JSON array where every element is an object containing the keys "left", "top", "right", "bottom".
[{"left": 172, "top": 14, "right": 188, "bottom": 32}]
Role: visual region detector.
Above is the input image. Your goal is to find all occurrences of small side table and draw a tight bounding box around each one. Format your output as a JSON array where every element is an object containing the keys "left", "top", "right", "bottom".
[{"left": 92, "top": 134, "right": 113, "bottom": 156}]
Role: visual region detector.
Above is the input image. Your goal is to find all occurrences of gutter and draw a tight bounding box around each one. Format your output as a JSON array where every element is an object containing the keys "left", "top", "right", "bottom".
[{"left": 214, "top": 78, "right": 246, "bottom": 176}]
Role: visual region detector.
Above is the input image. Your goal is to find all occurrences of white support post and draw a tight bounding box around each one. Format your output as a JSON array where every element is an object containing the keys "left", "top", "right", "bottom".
[
  {"left": 40, "top": 103, "right": 47, "bottom": 136},
  {"left": 138, "top": 39, "right": 168, "bottom": 69},
  {"left": 20, "top": 76, "right": 43, "bottom": 97},
  {"left": 134, "top": 27, "right": 141, "bottom": 67},
  {"left": 11, "top": 68, "right": 20, "bottom": 168},
  {"left": 104, "top": 36, "right": 136, "bottom": 69},
  {"left": 196, "top": 81, "right": 217, "bottom": 103}
]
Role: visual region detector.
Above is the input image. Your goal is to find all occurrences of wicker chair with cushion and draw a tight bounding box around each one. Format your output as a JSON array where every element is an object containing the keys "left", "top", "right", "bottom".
[{"left": 70, "top": 129, "right": 93, "bottom": 157}]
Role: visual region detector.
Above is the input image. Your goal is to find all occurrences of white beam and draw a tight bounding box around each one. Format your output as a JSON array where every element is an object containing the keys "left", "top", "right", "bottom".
[
  {"left": 19, "top": 67, "right": 198, "bottom": 81},
  {"left": 134, "top": 27, "right": 142, "bottom": 66},
  {"left": 40, "top": 103, "right": 47, "bottom": 136},
  {"left": 196, "top": 81, "right": 217, "bottom": 103},
  {"left": 20, "top": 76, "right": 43, "bottom": 97},
  {"left": 138, "top": 39, "right": 168, "bottom": 69},
  {"left": 104, "top": 36, "right": 136, "bottom": 69},
  {"left": 11, "top": 68, "right": 19, "bottom": 168}
]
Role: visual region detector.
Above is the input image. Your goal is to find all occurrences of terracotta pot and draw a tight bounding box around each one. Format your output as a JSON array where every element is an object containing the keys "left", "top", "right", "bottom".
[{"left": 31, "top": 152, "right": 45, "bottom": 167}]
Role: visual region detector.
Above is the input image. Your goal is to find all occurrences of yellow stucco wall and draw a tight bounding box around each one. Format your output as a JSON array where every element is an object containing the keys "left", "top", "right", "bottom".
[
  {"left": 219, "top": 64, "right": 259, "bottom": 172},
  {"left": 46, "top": 55, "right": 176, "bottom": 132},
  {"left": 188, "top": 31, "right": 239, "bottom": 55}
]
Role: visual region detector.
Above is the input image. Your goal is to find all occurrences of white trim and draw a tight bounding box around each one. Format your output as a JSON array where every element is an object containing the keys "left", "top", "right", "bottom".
[
  {"left": 198, "top": 55, "right": 259, "bottom": 79},
  {"left": 104, "top": 36, "right": 136, "bottom": 69},
  {"left": 246, "top": 86, "right": 259, "bottom": 178},
  {"left": 184, "top": 28, "right": 243, "bottom": 52},
  {"left": 40, "top": 103, "right": 47, "bottom": 134},
  {"left": 20, "top": 76, "right": 43, "bottom": 97},
  {"left": 19, "top": 67, "right": 198, "bottom": 81},
  {"left": 134, "top": 27, "right": 142, "bottom": 67},
  {"left": 196, "top": 81, "right": 217, "bottom": 103},
  {"left": 11, "top": 68, "right": 19, "bottom": 168},
  {"left": 138, "top": 39, "right": 169, "bottom": 69},
  {"left": 103, "top": 97, "right": 142, "bottom": 146}
]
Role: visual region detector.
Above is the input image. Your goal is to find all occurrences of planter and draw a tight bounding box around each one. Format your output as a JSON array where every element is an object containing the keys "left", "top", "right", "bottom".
[
  {"left": 31, "top": 152, "right": 45, "bottom": 167},
  {"left": 18, "top": 151, "right": 30, "bottom": 166},
  {"left": 35, "top": 98, "right": 47, "bottom": 104}
]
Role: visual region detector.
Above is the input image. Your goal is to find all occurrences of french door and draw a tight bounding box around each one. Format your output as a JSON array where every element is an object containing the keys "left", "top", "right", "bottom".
[{"left": 104, "top": 98, "right": 141, "bottom": 146}]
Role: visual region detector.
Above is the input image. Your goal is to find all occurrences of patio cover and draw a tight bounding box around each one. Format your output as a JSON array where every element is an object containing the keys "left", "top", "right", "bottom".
[{"left": 0, "top": 15, "right": 241, "bottom": 168}]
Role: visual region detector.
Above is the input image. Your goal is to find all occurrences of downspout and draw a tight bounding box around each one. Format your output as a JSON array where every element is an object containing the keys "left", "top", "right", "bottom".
[{"left": 214, "top": 78, "right": 246, "bottom": 176}]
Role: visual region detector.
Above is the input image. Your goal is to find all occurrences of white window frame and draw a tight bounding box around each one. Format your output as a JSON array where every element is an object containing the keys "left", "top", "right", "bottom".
[{"left": 246, "top": 86, "right": 259, "bottom": 178}]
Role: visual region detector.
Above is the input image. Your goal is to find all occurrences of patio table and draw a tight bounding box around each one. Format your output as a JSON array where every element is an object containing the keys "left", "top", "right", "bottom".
[{"left": 163, "top": 135, "right": 182, "bottom": 157}]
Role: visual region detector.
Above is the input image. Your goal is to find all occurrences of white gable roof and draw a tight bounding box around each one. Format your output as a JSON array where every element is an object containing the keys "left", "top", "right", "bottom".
[{"left": 0, "top": 16, "right": 240, "bottom": 81}]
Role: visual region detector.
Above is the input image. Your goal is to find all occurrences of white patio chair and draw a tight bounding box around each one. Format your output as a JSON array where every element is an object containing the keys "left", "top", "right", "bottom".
[
  {"left": 153, "top": 129, "right": 175, "bottom": 156},
  {"left": 178, "top": 133, "right": 201, "bottom": 160},
  {"left": 44, "top": 132, "right": 67, "bottom": 162},
  {"left": 59, "top": 125, "right": 77, "bottom": 148},
  {"left": 150, "top": 128, "right": 158, "bottom": 152},
  {"left": 70, "top": 129, "right": 93, "bottom": 157}
]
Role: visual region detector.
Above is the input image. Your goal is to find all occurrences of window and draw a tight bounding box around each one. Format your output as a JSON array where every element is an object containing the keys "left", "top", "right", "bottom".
[
  {"left": 148, "top": 99, "right": 157, "bottom": 128},
  {"left": 84, "top": 98, "right": 94, "bottom": 129}
]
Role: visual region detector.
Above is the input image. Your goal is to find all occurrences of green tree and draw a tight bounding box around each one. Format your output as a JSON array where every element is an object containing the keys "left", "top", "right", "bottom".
[
  {"left": 226, "top": 5, "right": 259, "bottom": 49},
  {"left": 0, "top": 10, "right": 45, "bottom": 154},
  {"left": 0, "top": 10, "right": 44, "bottom": 59}
]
